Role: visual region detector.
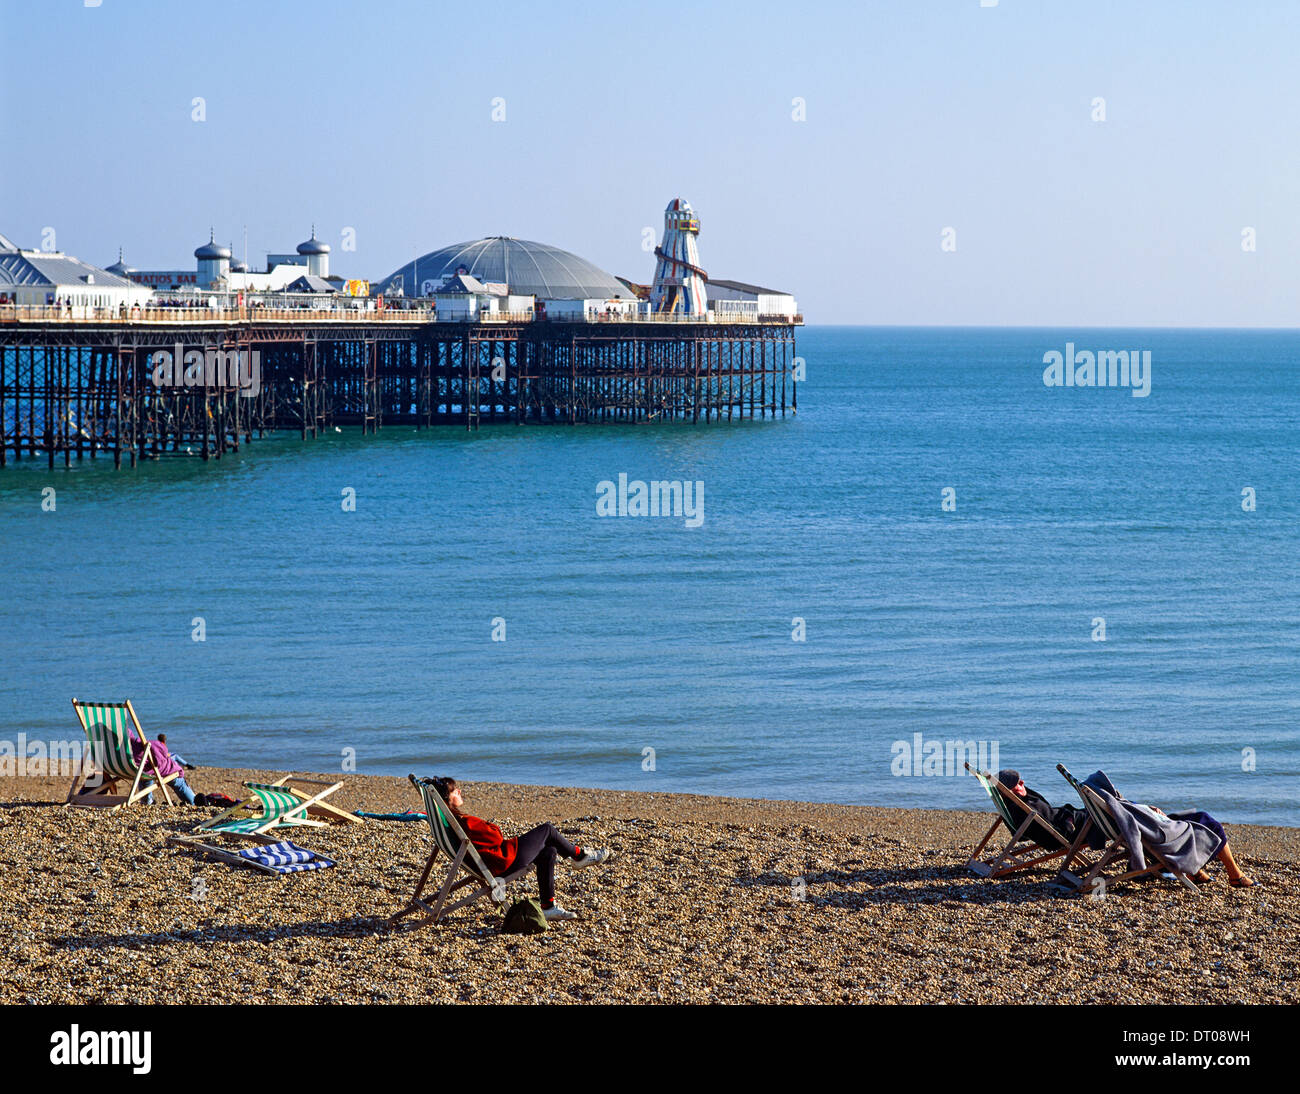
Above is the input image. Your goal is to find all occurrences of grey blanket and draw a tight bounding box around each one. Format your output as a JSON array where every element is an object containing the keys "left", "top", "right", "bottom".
[{"left": 1082, "top": 771, "right": 1223, "bottom": 875}]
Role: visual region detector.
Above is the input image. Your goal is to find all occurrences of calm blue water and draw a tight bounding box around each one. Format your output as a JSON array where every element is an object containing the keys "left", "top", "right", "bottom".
[{"left": 1, "top": 328, "right": 1296, "bottom": 824}]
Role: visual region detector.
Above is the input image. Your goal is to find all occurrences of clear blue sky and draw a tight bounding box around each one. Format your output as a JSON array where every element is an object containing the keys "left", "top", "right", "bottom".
[{"left": 3, "top": 0, "right": 1298, "bottom": 325}]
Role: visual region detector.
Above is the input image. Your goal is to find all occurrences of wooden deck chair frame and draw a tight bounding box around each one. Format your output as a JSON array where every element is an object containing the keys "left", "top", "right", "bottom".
[
  {"left": 188, "top": 781, "right": 334, "bottom": 838},
  {"left": 166, "top": 829, "right": 285, "bottom": 875},
  {"left": 166, "top": 780, "right": 340, "bottom": 868},
  {"left": 266, "top": 775, "right": 361, "bottom": 826},
  {"left": 67, "top": 698, "right": 177, "bottom": 810},
  {"left": 1055, "top": 764, "right": 1200, "bottom": 896},
  {"left": 964, "top": 763, "right": 1081, "bottom": 878},
  {"left": 388, "top": 775, "right": 531, "bottom": 929}
]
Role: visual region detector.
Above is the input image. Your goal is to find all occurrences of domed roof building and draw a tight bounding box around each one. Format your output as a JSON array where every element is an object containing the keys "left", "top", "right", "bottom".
[
  {"left": 380, "top": 237, "right": 627, "bottom": 300},
  {"left": 194, "top": 231, "right": 231, "bottom": 287},
  {"left": 297, "top": 232, "right": 330, "bottom": 257},
  {"left": 106, "top": 249, "right": 136, "bottom": 277},
  {"left": 297, "top": 227, "right": 330, "bottom": 276},
  {"left": 194, "top": 235, "right": 232, "bottom": 260}
]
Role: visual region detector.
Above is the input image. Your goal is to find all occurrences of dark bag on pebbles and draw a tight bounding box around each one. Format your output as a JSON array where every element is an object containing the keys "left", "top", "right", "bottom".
[{"left": 501, "top": 898, "right": 548, "bottom": 935}]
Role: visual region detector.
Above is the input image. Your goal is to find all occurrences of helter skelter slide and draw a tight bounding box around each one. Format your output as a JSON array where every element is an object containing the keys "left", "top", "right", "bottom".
[{"left": 649, "top": 197, "right": 709, "bottom": 316}]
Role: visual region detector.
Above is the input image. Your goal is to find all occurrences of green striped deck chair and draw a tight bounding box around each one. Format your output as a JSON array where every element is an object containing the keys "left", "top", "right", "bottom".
[
  {"left": 263, "top": 774, "right": 362, "bottom": 826},
  {"left": 963, "top": 763, "right": 1077, "bottom": 878},
  {"left": 388, "top": 774, "right": 531, "bottom": 929},
  {"left": 1055, "top": 764, "right": 1199, "bottom": 896},
  {"left": 68, "top": 698, "right": 177, "bottom": 809},
  {"left": 190, "top": 781, "right": 331, "bottom": 838}
]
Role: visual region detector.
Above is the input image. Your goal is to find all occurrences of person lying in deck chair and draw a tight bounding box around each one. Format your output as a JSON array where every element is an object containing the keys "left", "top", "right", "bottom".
[
  {"left": 1084, "top": 772, "right": 1254, "bottom": 888},
  {"left": 998, "top": 769, "right": 1100, "bottom": 849},
  {"left": 429, "top": 777, "right": 613, "bottom": 921}
]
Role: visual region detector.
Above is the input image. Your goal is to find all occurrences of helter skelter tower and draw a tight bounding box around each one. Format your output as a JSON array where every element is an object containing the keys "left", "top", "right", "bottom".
[{"left": 650, "top": 198, "right": 708, "bottom": 315}]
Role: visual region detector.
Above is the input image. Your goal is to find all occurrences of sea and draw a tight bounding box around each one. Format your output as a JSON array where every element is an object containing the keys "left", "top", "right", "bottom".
[{"left": 1, "top": 327, "right": 1296, "bottom": 825}]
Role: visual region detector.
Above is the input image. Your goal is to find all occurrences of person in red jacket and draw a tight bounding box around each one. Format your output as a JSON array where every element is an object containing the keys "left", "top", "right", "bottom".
[{"left": 431, "top": 776, "right": 612, "bottom": 921}]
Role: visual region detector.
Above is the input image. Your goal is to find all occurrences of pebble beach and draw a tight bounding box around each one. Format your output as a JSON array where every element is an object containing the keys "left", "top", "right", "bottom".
[{"left": 2, "top": 769, "right": 1297, "bottom": 1005}]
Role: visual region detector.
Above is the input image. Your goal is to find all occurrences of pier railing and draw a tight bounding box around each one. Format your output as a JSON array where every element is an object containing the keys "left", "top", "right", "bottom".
[
  {"left": 0, "top": 304, "right": 432, "bottom": 324},
  {"left": 0, "top": 304, "right": 801, "bottom": 327}
]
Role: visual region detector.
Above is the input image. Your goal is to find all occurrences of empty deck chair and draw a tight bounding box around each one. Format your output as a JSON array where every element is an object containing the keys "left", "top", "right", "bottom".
[
  {"left": 388, "top": 774, "right": 531, "bottom": 929},
  {"left": 172, "top": 838, "right": 336, "bottom": 877},
  {"left": 68, "top": 698, "right": 177, "bottom": 809},
  {"left": 166, "top": 780, "right": 340, "bottom": 865},
  {"left": 188, "top": 781, "right": 335, "bottom": 838},
  {"left": 963, "top": 763, "right": 1078, "bottom": 878},
  {"left": 263, "top": 775, "right": 361, "bottom": 826},
  {"left": 1055, "top": 764, "right": 1199, "bottom": 895}
]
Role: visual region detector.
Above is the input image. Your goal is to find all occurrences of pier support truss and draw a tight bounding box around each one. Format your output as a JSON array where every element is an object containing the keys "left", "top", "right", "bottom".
[{"left": 0, "top": 321, "right": 796, "bottom": 466}]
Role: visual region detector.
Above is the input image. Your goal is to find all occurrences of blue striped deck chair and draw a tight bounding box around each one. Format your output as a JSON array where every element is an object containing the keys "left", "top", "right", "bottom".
[
  {"left": 1055, "top": 764, "right": 1199, "bottom": 896},
  {"left": 68, "top": 698, "right": 178, "bottom": 809},
  {"left": 172, "top": 838, "right": 336, "bottom": 878},
  {"left": 388, "top": 774, "right": 532, "bottom": 929},
  {"left": 963, "top": 763, "right": 1076, "bottom": 878}
]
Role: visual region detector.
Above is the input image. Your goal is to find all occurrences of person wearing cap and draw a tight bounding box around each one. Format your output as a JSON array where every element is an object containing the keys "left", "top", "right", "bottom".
[{"left": 997, "top": 768, "right": 1093, "bottom": 848}]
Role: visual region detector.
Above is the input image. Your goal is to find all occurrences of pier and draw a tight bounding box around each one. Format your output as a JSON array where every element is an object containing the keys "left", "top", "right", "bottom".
[{"left": 0, "top": 308, "right": 799, "bottom": 468}]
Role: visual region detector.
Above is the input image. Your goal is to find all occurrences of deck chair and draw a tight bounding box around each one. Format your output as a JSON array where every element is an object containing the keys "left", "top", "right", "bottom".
[
  {"left": 67, "top": 698, "right": 177, "bottom": 809},
  {"left": 189, "top": 781, "right": 336, "bottom": 838},
  {"left": 963, "top": 763, "right": 1079, "bottom": 877},
  {"left": 1055, "top": 764, "right": 1199, "bottom": 895},
  {"left": 263, "top": 775, "right": 360, "bottom": 826},
  {"left": 166, "top": 779, "right": 340, "bottom": 863},
  {"left": 388, "top": 774, "right": 531, "bottom": 929},
  {"left": 170, "top": 838, "right": 336, "bottom": 877}
]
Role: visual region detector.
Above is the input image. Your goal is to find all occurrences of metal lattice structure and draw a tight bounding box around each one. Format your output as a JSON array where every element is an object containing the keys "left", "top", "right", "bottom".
[{"left": 0, "top": 316, "right": 798, "bottom": 468}]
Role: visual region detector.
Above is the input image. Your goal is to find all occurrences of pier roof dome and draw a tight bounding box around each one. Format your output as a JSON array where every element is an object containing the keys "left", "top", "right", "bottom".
[
  {"left": 195, "top": 233, "right": 231, "bottom": 260},
  {"left": 297, "top": 230, "right": 330, "bottom": 256},
  {"left": 106, "top": 249, "right": 135, "bottom": 276},
  {"left": 380, "top": 237, "right": 627, "bottom": 300}
]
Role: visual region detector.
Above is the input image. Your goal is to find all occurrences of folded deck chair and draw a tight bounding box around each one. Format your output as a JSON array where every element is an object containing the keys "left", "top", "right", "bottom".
[
  {"left": 1055, "top": 764, "right": 1199, "bottom": 895},
  {"left": 173, "top": 838, "right": 335, "bottom": 877},
  {"left": 388, "top": 774, "right": 531, "bottom": 929},
  {"left": 963, "top": 763, "right": 1078, "bottom": 877},
  {"left": 67, "top": 698, "right": 177, "bottom": 809}
]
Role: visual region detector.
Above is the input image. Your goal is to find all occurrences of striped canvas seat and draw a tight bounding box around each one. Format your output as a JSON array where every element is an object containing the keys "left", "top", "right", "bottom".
[
  {"left": 237, "top": 840, "right": 335, "bottom": 875},
  {"left": 1057, "top": 764, "right": 1121, "bottom": 844},
  {"left": 169, "top": 771, "right": 359, "bottom": 878},
  {"left": 389, "top": 774, "right": 532, "bottom": 929},
  {"left": 67, "top": 698, "right": 177, "bottom": 809},
  {"left": 963, "top": 763, "right": 1076, "bottom": 878},
  {"left": 1055, "top": 764, "right": 1199, "bottom": 895},
  {"left": 168, "top": 775, "right": 357, "bottom": 871},
  {"left": 193, "top": 781, "right": 328, "bottom": 837}
]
